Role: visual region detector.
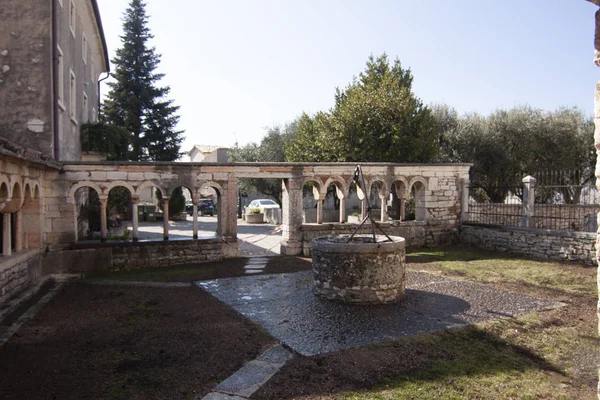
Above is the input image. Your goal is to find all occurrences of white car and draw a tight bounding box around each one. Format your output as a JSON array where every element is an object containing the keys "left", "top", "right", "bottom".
[{"left": 247, "top": 199, "right": 280, "bottom": 213}]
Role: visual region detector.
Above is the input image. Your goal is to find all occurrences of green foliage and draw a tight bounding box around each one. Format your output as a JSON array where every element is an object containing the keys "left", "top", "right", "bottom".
[
  {"left": 80, "top": 122, "right": 129, "bottom": 161},
  {"left": 249, "top": 208, "right": 262, "bottom": 214},
  {"left": 433, "top": 104, "right": 595, "bottom": 203},
  {"left": 286, "top": 54, "right": 437, "bottom": 163},
  {"left": 229, "top": 125, "right": 296, "bottom": 204},
  {"left": 103, "top": 0, "right": 184, "bottom": 161}
]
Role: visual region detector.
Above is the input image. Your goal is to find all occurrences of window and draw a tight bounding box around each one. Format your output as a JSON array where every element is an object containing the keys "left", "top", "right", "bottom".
[
  {"left": 82, "top": 92, "right": 88, "bottom": 123},
  {"left": 69, "top": 1, "right": 76, "bottom": 36},
  {"left": 69, "top": 70, "right": 76, "bottom": 120},
  {"left": 91, "top": 107, "right": 97, "bottom": 123},
  {"left": 58, "top": 0, "right": 63, "bottom": 8},
  {"left": 57, "top": 46, "right": 64, "bottom": 107},
  {"left": 82, "top": 33, "right": 88, "bottom": 64}
]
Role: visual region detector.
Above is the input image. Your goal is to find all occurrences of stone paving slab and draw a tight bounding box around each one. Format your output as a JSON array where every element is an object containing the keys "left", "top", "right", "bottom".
[
  {"left": 197, "top": 270, "right": 561, "bottom": 356},
  {"left": 201, "top": 392, "right": 245, "bottom": 400}
]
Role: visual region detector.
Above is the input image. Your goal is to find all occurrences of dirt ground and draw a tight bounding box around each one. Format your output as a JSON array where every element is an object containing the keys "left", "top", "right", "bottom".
[
  {"left": 0, "top": 252, "right": 597, "bottom": 400},
  {"left": 0, "top": 284, "right": 274, "bottom": 400}
]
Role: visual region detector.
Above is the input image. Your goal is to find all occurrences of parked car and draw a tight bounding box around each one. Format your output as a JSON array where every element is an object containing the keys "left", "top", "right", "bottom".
[
  {"left": 187, "top": 199, "right": 215, "bottom": 216},
  {"left": 247, "top": 199, "right": 280, "bottom": 213}
]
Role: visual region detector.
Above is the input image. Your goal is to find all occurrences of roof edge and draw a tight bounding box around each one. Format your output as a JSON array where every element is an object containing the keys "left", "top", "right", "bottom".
[{"left": 91, "top": 0, "right": 110, "bottom": 72}]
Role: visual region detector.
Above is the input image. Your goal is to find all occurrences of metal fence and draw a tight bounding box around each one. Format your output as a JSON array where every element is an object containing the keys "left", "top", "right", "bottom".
[{"left": 464, "top": 170, "right": 599, "bottom": 233}]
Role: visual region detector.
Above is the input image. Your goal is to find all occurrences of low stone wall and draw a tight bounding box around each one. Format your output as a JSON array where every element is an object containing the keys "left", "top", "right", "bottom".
[
  {"left": 460, "top": 225, "right": 597, "bottom": 265},
  {"left": 300, "top": 221, "right": 457, "bottom": 257},
  {"left": 0, "top": 249, "right": 42, "bottom": 305},
  {"left": 42, "top": 238, "right": 235, "bottom": 274}
]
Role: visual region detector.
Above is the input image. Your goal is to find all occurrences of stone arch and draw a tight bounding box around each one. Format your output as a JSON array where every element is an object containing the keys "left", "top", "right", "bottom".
[
  {"left": 408, "top": 176, "right": 428, "bottom": 193},
  {"left": 3, "top": 181, "right": 23, "bottom": 212},
  {"left": 135, "top": 181, "right": 166, "bottom": 198},
  {"left": 68, "top": 181, "right": 103, "bottom": 204},
  {"left": 21, "top": 180, "right": 42, "bottom": 249},
  {"left": 407, "top": 176, "right": 427, "bottom": 222},
  {"left": 392, "top": 177, "right": 409, "bottom": 199},
  {"left": 390, "top": 177, "right": 409, "bottom": 221},
  {"left": 367, "top": 177, "right": 389, "bottom": 196},
  {"left": 105, "top": 180, "right": 136, "bottom": 198},
  {"left": 0, "top": 178, "right": 9, "bottom": 203},
  {"left": 302, "top": 177, "right": 324, "bottom": 200},
  {"left": 323, "top": 176, "right": 348, "bottom": 199}
]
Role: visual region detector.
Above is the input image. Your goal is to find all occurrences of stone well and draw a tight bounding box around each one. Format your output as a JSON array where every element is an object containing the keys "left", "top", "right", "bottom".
[{"left": 312, "top": 235, "right": 406, "bottom": 304}]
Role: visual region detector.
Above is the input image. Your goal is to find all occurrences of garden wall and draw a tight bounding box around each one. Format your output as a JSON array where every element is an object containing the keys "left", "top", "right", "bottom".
[
  {"left": 0, "top": 249, "right": 42, "bottom": 305},
  {"left": 42, "top": 238, "right": 235, "bottom": 274},
  {"left": 460, "top": 225, "right": 596, "bottom": 265}
]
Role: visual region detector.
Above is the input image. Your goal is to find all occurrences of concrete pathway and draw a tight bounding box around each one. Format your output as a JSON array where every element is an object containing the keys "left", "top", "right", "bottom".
[
  {"left": 200, "top": 344, "right": 293, "bottom": 400},
  {"left": 131, "top": 216, "right": 283, "bottom": 257}
]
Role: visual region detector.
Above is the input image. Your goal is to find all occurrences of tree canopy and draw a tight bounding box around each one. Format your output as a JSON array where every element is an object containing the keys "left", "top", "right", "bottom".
[
  {"left": 433, "top": 104, "right": 595, "bottom": 203},
  {"left": 103, "top": 0, "right": 183, "bottom": 161},
  {"left": 286, "top": 54, "right": 437, "bottom": 163}
]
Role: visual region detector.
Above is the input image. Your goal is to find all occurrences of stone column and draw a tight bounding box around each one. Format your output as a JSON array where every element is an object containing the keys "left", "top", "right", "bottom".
[
  {"left": 593, "top": 3, "right": 600, "bottom": 343},
  {"left": 192, "top": 203, "right": 198, "bottom": 239},
  {"left": 14, "top": 210, "right": 22, "bottom": 251},
  {"left": 521, "top": 176, "right": 536, "bottom": 228},
  {"left": 131, "top": 197, "right": 139, "bottom": 242},
  {"left": 99, "top": 197, "right": 108, "bottom": 242},
  {"left": 339, "top": 197, "right": 346, "bottom": 223},
  {"left": 379, "top": 191, "right": 389, "bottom": 222},
  {"left": 2, "top": 213, "right": 11, "bottom": 256},
  {"left": 316, "top": 198, "right": 324, "bottom": 224},
  {"left": 220, "top": 176, "right": 238, "bottom": 241},
  {"left": 162, "top": 198, "right": 169, "bottom": 240},
  {"left": 400, "top": 198, "right": 406, "bottom": 221},
  {"left": 281, "top": 176, "right": 303, "bottom": 255},
  {"left": 461, "top": 178, "right": 470, "bottom": 224}
]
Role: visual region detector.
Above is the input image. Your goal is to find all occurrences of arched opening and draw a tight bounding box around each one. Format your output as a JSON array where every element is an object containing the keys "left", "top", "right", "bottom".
[
  {"left": 302, "top": 180, "right": 321, "bottom": 223},
  {"left": 324, "top": 181, "right": 345, "bottom": 223},
  {"left": 347, "top": 180, "right": 367, "bottom": 221},
  {"left": 74, "top": 186, "right": 101, "bottom": 240},
  {"left": 163, "top": 185, "right": 195, "bottom": 240},
  {"left": 390, "top": 180, "right": 407, "bottom": 221},
  {"left": 106, "top": 186, "right": 133, "bottom": 239},
  {"left": 406, "top": 181, "right": 426, "bottom": 222},
  {"left": 369, "top": 180, "right": 388, "bottom": 222}
]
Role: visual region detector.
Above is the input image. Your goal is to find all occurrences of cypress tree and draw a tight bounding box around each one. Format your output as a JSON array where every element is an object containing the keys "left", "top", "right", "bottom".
[{"left": 103, "top": 0, "right": 184, "bottom": 161}]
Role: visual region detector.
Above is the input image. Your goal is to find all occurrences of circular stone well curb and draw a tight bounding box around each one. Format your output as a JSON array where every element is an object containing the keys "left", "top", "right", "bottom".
[{"left": 312, "top": 235, "right": 406, "bottom": 304}]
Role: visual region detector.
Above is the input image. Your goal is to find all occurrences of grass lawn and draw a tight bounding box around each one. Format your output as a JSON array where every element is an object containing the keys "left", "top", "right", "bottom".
[{"left": 253, "top": 246, "right": 599, "bottom": 400}]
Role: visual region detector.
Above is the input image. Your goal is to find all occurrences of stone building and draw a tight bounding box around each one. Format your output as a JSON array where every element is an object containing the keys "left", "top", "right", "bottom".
[
  {"left": 189, "top": 145, "right": 229, "bottom": 163},
  {"left": 0, "top": 0, "right": 109, "bottom": 161},
  {"left": 0, "top": 0, "right": 108, "bottom": 304}
]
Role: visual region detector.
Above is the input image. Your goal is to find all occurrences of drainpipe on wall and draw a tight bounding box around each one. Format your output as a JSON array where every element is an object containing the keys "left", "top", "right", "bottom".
[
  {"left": 51, "top": 0, "right": 59, "bottom": 160},
  {"left": 97, "top": 72, "right": 110, "bottom": 119}
]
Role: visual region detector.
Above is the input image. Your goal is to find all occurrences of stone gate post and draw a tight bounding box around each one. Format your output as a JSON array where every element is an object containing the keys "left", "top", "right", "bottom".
[
  {"left": 461, "top": 178, "right": 470, "bottom": 224},
  {"left": 521, "top": 175, "right": 536, "bottom": 228},
  {"left": 281, "top": 175, "right": 303, "bottom": 255}
]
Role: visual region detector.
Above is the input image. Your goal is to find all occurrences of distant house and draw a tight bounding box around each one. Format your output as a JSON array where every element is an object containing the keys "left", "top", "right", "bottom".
[{"left": 189, "top": 145, "right": 229, "bottom": 163}]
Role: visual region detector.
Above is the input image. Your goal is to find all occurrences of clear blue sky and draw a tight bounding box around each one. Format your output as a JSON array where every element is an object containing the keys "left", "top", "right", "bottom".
[{"left": 97, "top": 0, "right": 599, "bottom": 157}]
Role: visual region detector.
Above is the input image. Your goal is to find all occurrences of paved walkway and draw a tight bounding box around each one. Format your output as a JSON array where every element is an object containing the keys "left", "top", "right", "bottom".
[
  {"left": 197, "top": 270, "right": 564, "bottom": 356},
  {"left": 130, "top": 216, "right": 283, "bottom": 257}
]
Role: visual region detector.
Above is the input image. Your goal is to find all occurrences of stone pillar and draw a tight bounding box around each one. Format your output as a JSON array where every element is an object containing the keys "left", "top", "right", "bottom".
[
  {"left": 14, "top": 210, "right": 22, "bottom": 251},
  {"left": 361, "top": 198, "right": 367, "bottom": 220},
  {"left": 131, "top": 198, "right": 139, "bottom": 242},
  {"left": 521, "top": 176, "right": 536, "bottom": 228},
  {"left": 400, "top": 198, "right": 406, "bottom": 221},
  {"left": 99, "top": 197, "right": 108, "bottom": 242},
  {"left": 339, "top": 197, "right": 346, "bottom": 223},
  {"left": 379, "top": 191, "right": 389, "bottom": 222},
  {"left": 316, "top": 198, "right": 324, "bottom": 224},
  {"left": 2, "top": 213, "right": 11, "bottom": 256},
  {"left": 192, "top": 203, "right": 198, "bottom": 239},
  {"left": 281, "top": 176, "right": 303, "bottom": 255},
  {"left": 162, "top": 198, "right": 169, "bottom": 240},
  {"left": 461, "top": 178, "right": 470, "bottom": 224},
  {"left": 220, "top": 176, "right": 238, "bottom": 241}
]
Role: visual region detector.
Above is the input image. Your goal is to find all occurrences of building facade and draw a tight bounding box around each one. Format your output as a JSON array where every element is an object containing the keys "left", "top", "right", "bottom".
[{"left": 0, "top": 0, "right": 109, "bottom": 161}]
